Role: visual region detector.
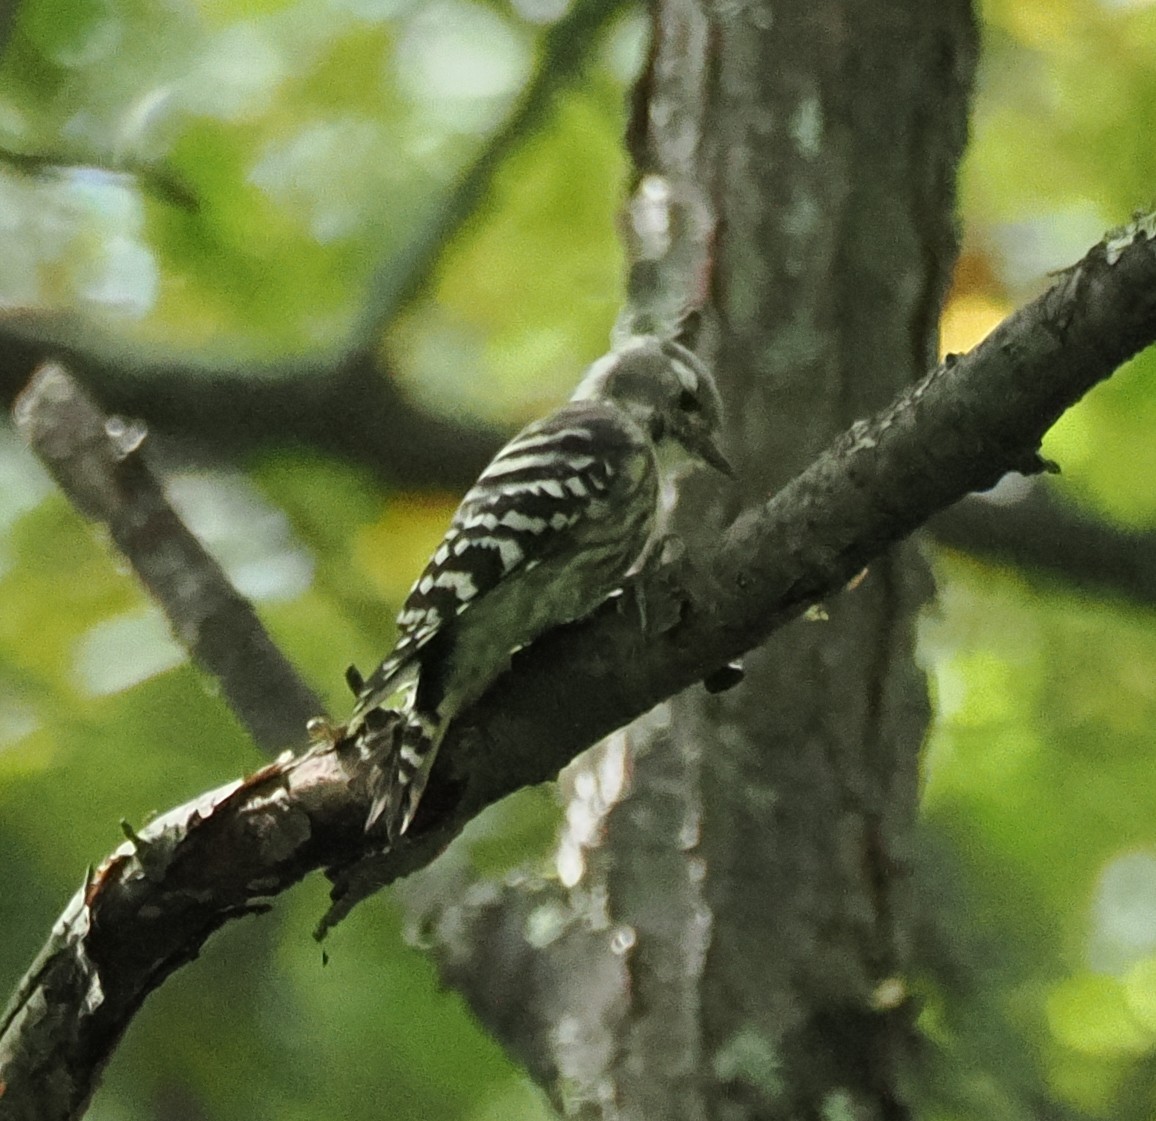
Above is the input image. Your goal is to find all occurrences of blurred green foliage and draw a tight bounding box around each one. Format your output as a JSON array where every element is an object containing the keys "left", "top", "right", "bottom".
[{"left": 1, "top": 0, "right": 1156, "bottom": 1118}]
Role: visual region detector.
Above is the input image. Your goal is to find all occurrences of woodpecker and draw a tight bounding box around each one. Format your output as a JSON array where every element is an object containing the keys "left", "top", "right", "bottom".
[{"left": 346, "top": 334, "right": 732, "bottom": 839}]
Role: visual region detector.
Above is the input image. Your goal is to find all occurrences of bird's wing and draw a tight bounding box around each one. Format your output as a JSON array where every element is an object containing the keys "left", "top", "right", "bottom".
[{"left": 350, "top": 401, "right": 652, "bottom": 718}]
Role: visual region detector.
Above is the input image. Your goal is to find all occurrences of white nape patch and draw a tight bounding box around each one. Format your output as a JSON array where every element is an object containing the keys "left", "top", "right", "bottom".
[
  {"left": 434, "top": 568, "right": 478, "bottom": 599},
  {"left": 499, "top": 510, "right": 548, "bottom": 534},
  {"left": 570, "top": 351, "right": 623, "bottom": 400}
]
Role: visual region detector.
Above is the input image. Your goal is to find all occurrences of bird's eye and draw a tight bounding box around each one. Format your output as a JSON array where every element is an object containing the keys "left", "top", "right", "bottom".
[{"left": 678, "top": 389, "right": 700, "bottom": 413}]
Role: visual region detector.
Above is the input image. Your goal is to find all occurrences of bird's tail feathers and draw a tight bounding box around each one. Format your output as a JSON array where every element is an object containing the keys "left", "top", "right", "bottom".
[
  {"left": 361, "top": 708, "right": 443, "bottom": 840},
  {"left": 348, "top": 655, "right": 418, "bottom": 732}
]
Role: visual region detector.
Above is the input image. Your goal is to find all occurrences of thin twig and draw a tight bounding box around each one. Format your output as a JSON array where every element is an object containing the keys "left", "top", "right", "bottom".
[{"left": 351, "top": 0, "right": 633, "bottom": 345}]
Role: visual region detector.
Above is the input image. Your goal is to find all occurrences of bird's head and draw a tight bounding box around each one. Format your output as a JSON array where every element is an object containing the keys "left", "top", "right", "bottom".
[{"left": 571, "top": 336, "right": 733, "bottom": 477}]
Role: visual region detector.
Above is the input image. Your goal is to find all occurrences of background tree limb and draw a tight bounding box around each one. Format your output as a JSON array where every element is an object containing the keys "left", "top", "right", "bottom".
[
  {"left": 0, "top": 0, "right": 630, "bottom": 495},
  {"left": 11, "top": 364, "right": 322, "bottom": 754},
  {"left": 929, "top": 483, "right": 1156, "bottom": 603}
]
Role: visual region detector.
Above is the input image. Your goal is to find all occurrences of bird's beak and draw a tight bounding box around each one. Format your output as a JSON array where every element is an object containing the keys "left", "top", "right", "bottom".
[{"left": 688, "top": 429, "right": 735, "bottom": 478}]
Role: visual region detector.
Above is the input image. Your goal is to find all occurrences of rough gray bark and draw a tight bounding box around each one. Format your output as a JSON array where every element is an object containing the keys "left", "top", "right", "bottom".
[
  {"left": 692, "top": 6, "right": 974, "bottom": 1118},
  {"left": 420, "top": 2, "right": 976, "bottom": 1119}
]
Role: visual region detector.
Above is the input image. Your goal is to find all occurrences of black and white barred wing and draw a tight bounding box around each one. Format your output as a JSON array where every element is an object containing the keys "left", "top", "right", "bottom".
[{"left": 349, "top": 400, "right": 656, "bottom": 721}]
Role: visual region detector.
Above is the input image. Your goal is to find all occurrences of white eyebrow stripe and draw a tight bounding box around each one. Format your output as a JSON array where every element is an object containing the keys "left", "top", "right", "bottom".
[{"left": 570, "top": 353, "right": 622, "bottom": 399}]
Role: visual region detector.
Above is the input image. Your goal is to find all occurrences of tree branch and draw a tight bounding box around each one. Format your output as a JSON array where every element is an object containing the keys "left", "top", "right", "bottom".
[
  {"left": 929, "top": 482, "right": 1156, "bottom": 603},
  {"left": 2, "top": 217, "right": 1155, "bottom": 1120},
  {"left": 0, "top": 334, "right": 502, "bottom": 492},
  {"left": 11, "top": 364, "right": 322, "bottom": 753}
]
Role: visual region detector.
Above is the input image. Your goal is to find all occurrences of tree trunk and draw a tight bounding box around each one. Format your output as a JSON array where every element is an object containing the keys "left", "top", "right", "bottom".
[{"left": 421, "top": 2, "right": 977, "bottom": 1118}]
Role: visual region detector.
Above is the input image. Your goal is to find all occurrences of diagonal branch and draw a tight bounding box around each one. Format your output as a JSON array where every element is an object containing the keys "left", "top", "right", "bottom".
[
  {"left": 12, "top": 365, "right": 322, "bottom": 753},
  {"left": 2, "top": 218, "right": 1155, "bottom": 1121}
]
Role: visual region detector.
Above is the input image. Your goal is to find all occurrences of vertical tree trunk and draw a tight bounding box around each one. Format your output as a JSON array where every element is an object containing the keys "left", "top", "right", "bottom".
[{"left": 421, "top": 2, "right": 978, "bottom": 1118}]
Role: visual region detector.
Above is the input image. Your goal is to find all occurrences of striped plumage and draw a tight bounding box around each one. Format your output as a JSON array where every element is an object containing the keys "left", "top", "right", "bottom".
[{"left": 348, "top": 335, "right": 730, "bottom": 838}]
